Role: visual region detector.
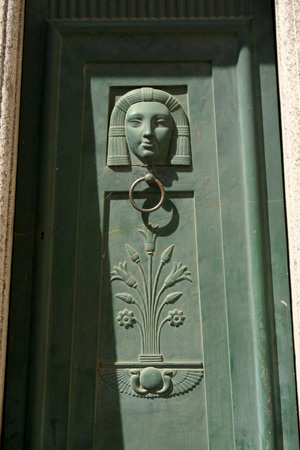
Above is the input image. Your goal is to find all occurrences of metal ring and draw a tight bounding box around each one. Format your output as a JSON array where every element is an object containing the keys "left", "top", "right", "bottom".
[{"left": 129, "top": 177, "right": 165, "bottom": 213}]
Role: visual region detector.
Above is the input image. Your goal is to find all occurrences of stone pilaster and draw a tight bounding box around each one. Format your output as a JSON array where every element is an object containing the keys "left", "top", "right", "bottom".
[
  {"left": 275, "top": 0, "right": 300, "bottom": 417},
  {"left": 0, "top": 0, "right": 25, "bottom": 431}
]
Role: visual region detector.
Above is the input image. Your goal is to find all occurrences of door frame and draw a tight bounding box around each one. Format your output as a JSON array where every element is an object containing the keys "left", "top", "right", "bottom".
[{"left": 0, "top": 0, "right": 299, "bottom": 434}]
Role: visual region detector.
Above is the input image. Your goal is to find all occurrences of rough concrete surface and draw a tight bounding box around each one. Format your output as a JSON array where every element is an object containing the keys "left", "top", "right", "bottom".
[
  {"left": 0, "top": 0, "right": 25, "bottom": 432},
  {"left": 275, "top": 0, "right": 300, "bottom": 417}
]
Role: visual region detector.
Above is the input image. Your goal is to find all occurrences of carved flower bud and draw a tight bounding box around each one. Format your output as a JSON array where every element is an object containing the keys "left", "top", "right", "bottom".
[
  {"left": 125, "top": 244, "right": 140, "bottom": 264},
  {"left": 125, "top": 274, "right": 138, "bottom": 288},
  {"left": 163, "top": 292, "right": 183, "bottom": 305},
  {"left": 160, "top": 244, "right": 174, "bottom": 265},
  {"left": 115, "top": 293, "right": 135, "bottom": 304},
  {"left": 164, "top": 275, "right": 176, "bottom": 288}
]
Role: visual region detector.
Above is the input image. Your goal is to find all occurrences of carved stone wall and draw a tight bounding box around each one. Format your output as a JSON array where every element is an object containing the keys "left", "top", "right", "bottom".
[
  {"left": 0, "top": 0, "right": 25, "bottom": 432},
  {"left": 275, "top": 0, "right": 300, "bottom": 417}
]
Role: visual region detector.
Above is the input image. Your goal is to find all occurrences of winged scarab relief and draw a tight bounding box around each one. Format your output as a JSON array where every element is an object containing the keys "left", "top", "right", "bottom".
[
  {"left": 99, "top": 366, "right": 204, "bottom": 398},
  {"left": 98, "top": 225, "right": 204, "bottom": 398}
]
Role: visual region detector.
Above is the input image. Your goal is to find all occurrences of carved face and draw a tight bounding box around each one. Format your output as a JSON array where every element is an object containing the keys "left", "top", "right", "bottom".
[{"left": 125, "top": 102, "right": 173, "bottom": 164}]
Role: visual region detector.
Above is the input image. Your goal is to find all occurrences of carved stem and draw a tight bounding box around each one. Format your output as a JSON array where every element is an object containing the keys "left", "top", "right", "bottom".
[
  {"left": 136, "top": 261, "right": 149, "bottom": 320},
  {"left": 137, "top": 262, "right": 148, "bottom": 309},
  {"left": 148, "top": 253, "right": 154, "bottom": 354},
  {"left": 157, "top": 316, "right": 170, "bottom": 353},
  {"left": 153, "top": 285, "right": 166, "bottom": 323},
  {"left": 134, "top": 318, "right": 145, "bottom": 353},
  {"left": 153, "top": 262, "right": 163, "bottom": 308},
  {"left": 135, "top": 287, "right": 147, "bottom": 318},
  {"left": 155, "top": 301, "right": 166, "bottom": 348},
  {"left": 136, "top": 286, "right": 148, "bottom": 349},
  {"left": 134, "top": 299, "right": 146, "bottom": 334}
]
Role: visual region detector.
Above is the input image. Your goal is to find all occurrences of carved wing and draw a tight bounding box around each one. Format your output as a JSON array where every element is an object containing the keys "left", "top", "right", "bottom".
[
  {"left": 99, "top": 368, "right": 133, "bottom": 396},
  {"left": 171, "top": 369, "right": 204, "bottom": 396}
]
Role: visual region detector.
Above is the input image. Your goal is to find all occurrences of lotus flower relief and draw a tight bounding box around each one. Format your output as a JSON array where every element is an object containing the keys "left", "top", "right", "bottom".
[
  {"left": 110, "top": 262, "right": 138, "bottom": 288},
  {"left": 163, "top": 262, "right": 192, "bottom": 288},
  {"left": 117, "top": 309, "right": 136, "bottom": 329},
  {"left": 167, "top": 309, "right": 185, "bottom": 327},
  {"left": 110, "top": 226, "right": 193, "bottom": 356},
  {"left": 138, "top": 225, "right": 158, "bottom": 255}
]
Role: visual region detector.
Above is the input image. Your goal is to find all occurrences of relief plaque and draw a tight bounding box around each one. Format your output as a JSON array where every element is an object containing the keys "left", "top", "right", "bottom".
[{"left": 107, "top": 87, "right": 191, "bottom": 166}]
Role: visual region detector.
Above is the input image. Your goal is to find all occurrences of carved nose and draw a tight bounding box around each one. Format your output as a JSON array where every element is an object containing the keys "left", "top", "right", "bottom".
[{"left": 143, "top": 121, "right": 153, "bottom": 138}]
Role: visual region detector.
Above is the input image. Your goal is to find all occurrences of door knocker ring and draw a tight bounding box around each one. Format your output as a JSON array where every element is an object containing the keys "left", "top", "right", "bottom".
[{"left": 129, "top": 176, "right": 165, "bottom": 213}]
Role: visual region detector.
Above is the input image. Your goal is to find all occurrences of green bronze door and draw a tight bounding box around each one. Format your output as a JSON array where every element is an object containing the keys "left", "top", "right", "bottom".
[{"left": 2, "top": 1, "right": 299, "bottom": 449}]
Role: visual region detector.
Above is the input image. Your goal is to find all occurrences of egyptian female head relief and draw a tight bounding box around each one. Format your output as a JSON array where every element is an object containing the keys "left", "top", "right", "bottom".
[
  {"left": 125, "top": 102, "right": 172, "bottom": 165},
  {"left": 107, "top": 87, "right": 191, "bottom": 166}
]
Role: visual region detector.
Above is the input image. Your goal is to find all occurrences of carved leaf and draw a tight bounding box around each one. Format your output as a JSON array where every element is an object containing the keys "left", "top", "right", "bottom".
[
  {"left": 164, "top": 292, "right": 183, "bottom": 304},
  {"left": 110, "top": 262, "right": 128, "bottom": 281},
  {"left": 110, "top": 274, "right": 121, "bottom": 281},
  {"left": 115, "top": 293, "right": 135, "bottom": 304},
  {"left": 138, "top": 228, "right": 148, "bottom": 240},
  {"left": 175, "top": 263, "right": 190, "bottom": 278},
  {"left": 138, "top": 226, "right": 158, "bottom": 246},
  {"left": 114, "top": 262, "right": 127, "bottom": 277}
]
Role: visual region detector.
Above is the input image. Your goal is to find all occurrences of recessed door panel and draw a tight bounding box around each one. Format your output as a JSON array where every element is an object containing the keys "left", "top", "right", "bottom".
[{"left": 30, "top": 29, "right": 293, "bottom": 449}]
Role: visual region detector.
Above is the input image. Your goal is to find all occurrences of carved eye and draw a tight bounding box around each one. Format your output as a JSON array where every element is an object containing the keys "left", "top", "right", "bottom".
[
  {"left": 128, "top": 119, "right": 142, "bottom": 127},
  {"left": 156, "top": 119, "right": 168, "bottom": 127}
]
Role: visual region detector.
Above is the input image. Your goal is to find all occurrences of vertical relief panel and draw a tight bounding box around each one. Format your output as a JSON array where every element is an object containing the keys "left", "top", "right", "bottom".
[
  {"left": 84, "top": 65, "right": 212, "bottom": 449},
  {"left": 100, "top": 193, "right": 200, "bottom": 365},
  {"left": 96, "top": 193, "right": 207, "bottom": 449},
  {"left": 63, "top": 55, "right": 236, "bottom": 448}
]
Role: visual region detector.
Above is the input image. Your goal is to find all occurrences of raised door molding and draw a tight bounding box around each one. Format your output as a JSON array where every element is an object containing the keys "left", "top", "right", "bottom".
[{"left": 48, "top": 0, "right": 251, "bottom": 20}]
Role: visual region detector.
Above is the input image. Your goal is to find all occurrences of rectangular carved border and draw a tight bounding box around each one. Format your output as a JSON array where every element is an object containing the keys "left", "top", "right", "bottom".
[{"left": 48, "top": 0, "right": 251, "bottom": 20}]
